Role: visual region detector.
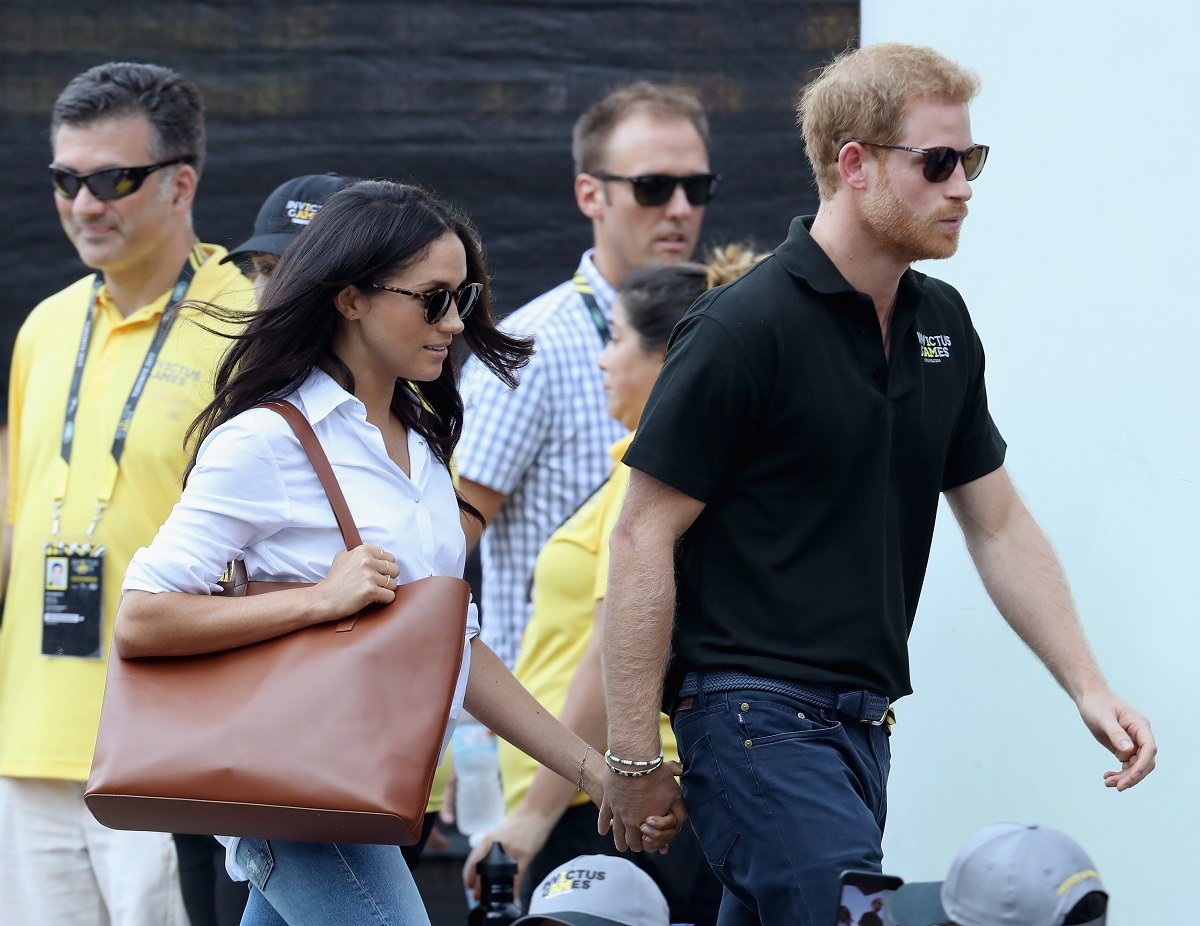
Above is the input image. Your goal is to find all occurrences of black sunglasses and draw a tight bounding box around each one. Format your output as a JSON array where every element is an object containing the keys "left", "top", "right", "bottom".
[
  {"left": 591, "top": 172, "right": 720, "bottom": 207},
  {"left": 49, "top": 156, "right": 194, "bottom": 201},
  {"left": 368, "top": 281, "right": 483, "bottom": 324},
  {"left": 854, "top": 142, "right": 989, "bottom": 183}
]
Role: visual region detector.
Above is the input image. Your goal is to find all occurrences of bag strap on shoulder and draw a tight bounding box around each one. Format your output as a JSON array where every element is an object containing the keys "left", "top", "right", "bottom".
[{"left": 261, "top": 401, "right": 361, "bottom": 552}]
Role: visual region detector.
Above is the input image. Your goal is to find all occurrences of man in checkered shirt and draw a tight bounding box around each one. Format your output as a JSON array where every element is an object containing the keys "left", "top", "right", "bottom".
[{"left": 458, "top": 81, "right": 717, "bottom": 668}]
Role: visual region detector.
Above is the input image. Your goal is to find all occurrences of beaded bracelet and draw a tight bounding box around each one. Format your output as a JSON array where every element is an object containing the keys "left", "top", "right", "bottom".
[
  {"left": 607, "top": 764, "right": 659, "bottom": 778},
  {"left": 603, "top": 749, "right": 665, "bottom": 768},
  {"left": 603, "top": 749, "right": 664, "bottom": 777}
]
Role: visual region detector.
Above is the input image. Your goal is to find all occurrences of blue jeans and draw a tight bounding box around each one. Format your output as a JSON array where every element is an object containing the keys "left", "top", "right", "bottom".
[
  {"left": 672, "top": 686, "right": 891, "bottom": 926},
  {"left": 234, "top": 839, "right": 430, "bottom": 926}
]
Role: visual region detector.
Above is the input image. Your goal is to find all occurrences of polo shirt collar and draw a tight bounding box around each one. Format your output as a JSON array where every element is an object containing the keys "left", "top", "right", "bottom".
[
  {"left": 98, "top": 243, "right": 219, "bottom": 327},
  {"left": 577, "top": 249, "right": 617, "bottom": 316},
  {"left": 774, "top": 216, "right": 926, "bottom": 304}
]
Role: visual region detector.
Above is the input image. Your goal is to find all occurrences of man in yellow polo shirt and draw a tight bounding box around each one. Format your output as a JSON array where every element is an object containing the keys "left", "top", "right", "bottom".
[{"left": 0, "top": 62, "right": 251, "bottom": 925}]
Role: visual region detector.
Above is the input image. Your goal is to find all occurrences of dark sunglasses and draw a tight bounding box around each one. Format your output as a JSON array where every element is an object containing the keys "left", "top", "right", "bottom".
[
  {"left": 368, "top": 281, "right": 483, "bottom": 324},
  {"left": 49, "top": 156, "right": 194, "bottom": 201},
  {"left": 855, "top": 142, "right": 989, "bottom": 183},
  {"left": 591, "top": 172, "right": 720, "bottom": 207}
]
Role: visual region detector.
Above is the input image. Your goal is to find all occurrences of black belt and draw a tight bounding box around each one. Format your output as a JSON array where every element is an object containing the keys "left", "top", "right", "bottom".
[{"left": 678, "top": 671, "right": 890, "bottom": 725}]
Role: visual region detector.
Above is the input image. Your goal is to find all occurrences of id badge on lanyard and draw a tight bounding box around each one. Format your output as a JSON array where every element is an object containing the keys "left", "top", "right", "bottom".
[
  {"left": 40, "top": 253, "right": 198, "bottom": 659},
  {"left": 41, "top": 541, "right": 104, "bottom": 658}
]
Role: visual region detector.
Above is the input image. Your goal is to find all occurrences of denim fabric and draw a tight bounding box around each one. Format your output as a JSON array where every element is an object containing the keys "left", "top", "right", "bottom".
[
  {"left": 672, "top": 686, "right": 891, "bottom": 926},
  {"left": 234, "top": 838, "right": 431, "bottom": 926}
]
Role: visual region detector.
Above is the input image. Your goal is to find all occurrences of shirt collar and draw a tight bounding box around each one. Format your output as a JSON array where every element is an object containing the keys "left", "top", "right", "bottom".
[
  {"left": 578, "top": 249, "right": 617, "bottom": 316},
  {"left": 773, "top": 216, "right": 927, "bottom": 302},
  {"left": 97, "top": 242, "right": 218, "bottom": 327},
  {"left": 293, "top": 368, "right": 361, "bottom": 426}
]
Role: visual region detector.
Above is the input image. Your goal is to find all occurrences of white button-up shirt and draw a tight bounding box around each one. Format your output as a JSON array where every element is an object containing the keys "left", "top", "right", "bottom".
[{"left": 124, "top": 368, "right": 478, "bottom": 878}]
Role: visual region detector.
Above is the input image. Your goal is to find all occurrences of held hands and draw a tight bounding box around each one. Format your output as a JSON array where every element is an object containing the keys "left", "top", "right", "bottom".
[
  {"left": 310, "top": 544, "right": 399, "bottom": 622},
  {"left": 598, "top": 759, "right": 687, "bottom": 854},
  {"left": 1076, "top": 687, "right": 1157, "bottom": 790}
]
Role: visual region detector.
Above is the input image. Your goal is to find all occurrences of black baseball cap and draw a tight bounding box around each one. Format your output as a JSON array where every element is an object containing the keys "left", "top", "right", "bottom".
[{"left": 221, "top": 173, "right": 356, "bottom": 263}]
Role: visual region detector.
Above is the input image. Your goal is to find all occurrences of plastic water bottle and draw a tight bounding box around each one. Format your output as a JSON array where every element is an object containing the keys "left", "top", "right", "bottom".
[
  {"left": 467, "top": 842, "right": 520, "bottom": 925},
  {"left": 452, "top": 713, "right": 506, "bottom": 837}
]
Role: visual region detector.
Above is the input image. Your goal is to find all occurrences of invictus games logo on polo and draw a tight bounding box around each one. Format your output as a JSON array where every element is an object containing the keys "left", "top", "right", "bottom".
[
  {"left": 542, "top": 867, "right": 608, "bottom": 898},
  {"left": 916, "top": 330, "right": 952, "bottom": 362},
  {"left": 285, "top": 199, "right": 323, "bottom": 225}
]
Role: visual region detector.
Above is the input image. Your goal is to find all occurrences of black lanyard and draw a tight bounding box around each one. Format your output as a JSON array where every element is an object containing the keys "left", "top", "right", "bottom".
[
  {"left": 53, "top": 248, "right": 202, "bottom": 536},
  {"left": 572, "top": 272, "right": 611, "bottom": 344}
]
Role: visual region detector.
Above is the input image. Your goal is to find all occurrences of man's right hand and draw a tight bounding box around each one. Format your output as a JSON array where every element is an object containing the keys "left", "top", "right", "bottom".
[{"left": 598, "top": 761, "right": 686, "bottom": 853}]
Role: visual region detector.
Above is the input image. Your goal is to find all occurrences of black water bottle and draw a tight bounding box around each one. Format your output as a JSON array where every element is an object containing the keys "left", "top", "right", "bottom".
[{"left": 468, "top": 842, "right": 520, "bottom": 926}]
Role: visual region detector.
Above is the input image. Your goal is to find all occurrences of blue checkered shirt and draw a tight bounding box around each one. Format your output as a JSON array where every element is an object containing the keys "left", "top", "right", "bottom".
[{"left": 458, "top": 250, "right": 627, "bottom": 668}]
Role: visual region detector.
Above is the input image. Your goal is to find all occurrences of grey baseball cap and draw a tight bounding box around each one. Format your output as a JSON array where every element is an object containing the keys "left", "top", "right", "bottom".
[
  {"left": 221, "top": 173, "right": 356, "bottom": 262},
  {"left": 513, "top": 855, "right": 668, "bottom": 926},
  {"left": 890, "top": 823, "right": 1107, "bottom": 926}
]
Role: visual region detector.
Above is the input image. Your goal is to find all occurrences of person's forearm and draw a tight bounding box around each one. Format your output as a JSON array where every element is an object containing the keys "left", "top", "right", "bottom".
[
  {"left": 465, "top": 639, "right": 604, "bottom": 803},
  {"left": 954, "top": 487, "right": 1107, "bottom": 702},
  {"left": 602, "top": 519, "right": 674, "bottom": 758},
  {"left": 115, "top": 587, "right": 335, "bottom": 659}
]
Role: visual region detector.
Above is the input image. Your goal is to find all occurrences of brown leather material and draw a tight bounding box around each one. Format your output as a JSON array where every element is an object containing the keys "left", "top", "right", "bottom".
[{"left": 85, "top": 402, "right": 470, "bottom": 845}]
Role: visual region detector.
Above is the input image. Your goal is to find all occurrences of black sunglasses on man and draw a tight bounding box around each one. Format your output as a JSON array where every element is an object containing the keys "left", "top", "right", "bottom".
[
  {"left": 590, "top": 172, "right": 721, "bottom": 207},
  {"left": 49, "top": 156, "right": 194, "bottom": 202}
]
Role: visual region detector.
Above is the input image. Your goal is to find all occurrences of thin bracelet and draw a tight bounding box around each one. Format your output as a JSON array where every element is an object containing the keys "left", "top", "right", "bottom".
[
  {"left": 576, "top": 745, "right": 592, "bottom": 792},
  {"left": 604, "top": 749, "right": 664, "bottom": 768}
]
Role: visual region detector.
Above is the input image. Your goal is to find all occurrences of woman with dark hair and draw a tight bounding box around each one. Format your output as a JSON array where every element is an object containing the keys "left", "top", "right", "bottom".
[
  {"left": 466, "top": 246, "right": 767, "bottom": 925},
  {"left": 113, "top": 180, "right": 671, "bottom": 925}
]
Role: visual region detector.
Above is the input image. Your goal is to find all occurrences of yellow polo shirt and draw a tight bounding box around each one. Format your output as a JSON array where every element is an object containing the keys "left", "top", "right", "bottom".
[
  {"left": 499, "top": 433, "right": 677, "bottom": 812},
  {"left": 0, "top": 243, "right": 252, "bottom": 780}
]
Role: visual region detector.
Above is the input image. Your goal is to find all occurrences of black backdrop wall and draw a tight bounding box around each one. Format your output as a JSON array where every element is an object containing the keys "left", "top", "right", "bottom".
[{"left": 0, "top": 1, "right": 858, "bottom": 399}]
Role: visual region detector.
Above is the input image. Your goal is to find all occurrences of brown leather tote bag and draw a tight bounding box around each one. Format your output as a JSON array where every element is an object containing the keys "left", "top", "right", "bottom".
[{"left": 85, "top": 401, "right": 469, "bottom": 845}]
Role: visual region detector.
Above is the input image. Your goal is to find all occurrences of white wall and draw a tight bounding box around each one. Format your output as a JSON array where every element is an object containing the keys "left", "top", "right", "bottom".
[{"left": 860, "top": 2, "right": 1195, "bottom": 918}]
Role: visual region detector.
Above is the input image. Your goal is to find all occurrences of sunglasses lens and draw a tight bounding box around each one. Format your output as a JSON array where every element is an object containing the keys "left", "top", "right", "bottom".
[
  {"left": 923, "top": 148, "right": 960, "bottom": 183},
  {"left": 681, "top": 175, "right": 716, "bottom": 206},
  {"left": 630, "top": 176, "right": 676, "bottom": 207},
  {"left": 962, "top": 145, "right": 988, "bottom": 181},
  {"left": 457, "top": 283, "right": 481, "bottom": 320},
  {"left": 51, "top": 169, "right": 80, "bottom": 198},
  {"left": 425, "top": 290, "right": 452, "bottom": 324}
]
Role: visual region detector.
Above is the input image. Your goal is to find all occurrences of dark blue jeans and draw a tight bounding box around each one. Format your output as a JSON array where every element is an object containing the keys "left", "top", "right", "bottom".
[{"left": 672, "top": 686, "right": 891, "bottom": 926}]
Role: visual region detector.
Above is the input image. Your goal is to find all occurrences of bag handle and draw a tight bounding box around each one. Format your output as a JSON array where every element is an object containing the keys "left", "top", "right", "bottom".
[{"left": 261, "top": 401, "right": 362, "bottom": 551}]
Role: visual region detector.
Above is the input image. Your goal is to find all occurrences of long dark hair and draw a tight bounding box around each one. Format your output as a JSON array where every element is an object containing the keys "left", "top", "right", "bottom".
[{"left": 186, "top": 179, "right": 532, "bottom": 521}]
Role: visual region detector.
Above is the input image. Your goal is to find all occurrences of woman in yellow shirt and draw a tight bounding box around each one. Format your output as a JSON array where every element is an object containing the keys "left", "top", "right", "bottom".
[{"left": 469, "top": 247, "right": 765, "bottom": 924}]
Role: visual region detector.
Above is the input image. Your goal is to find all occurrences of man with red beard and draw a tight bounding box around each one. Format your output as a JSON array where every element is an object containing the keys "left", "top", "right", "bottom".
[{"left": 598, "top": 43, "right": 1156, "bottom": 926}]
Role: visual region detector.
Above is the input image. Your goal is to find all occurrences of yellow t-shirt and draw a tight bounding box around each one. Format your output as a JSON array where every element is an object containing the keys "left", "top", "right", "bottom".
[
  {"left": 498, "top": 432, "right": 677, "bottom": 812},
  {"left": 0, "top": 244, "right": 253, "bottom": 780}
]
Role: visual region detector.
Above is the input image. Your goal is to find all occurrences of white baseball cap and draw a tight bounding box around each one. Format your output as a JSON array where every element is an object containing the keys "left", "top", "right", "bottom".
[
  {"left": 890, "top": 823, "right": 1107, "bottom": 926},
  {"left": 513, "top": 854, "right": 669, "bottom": 926}
]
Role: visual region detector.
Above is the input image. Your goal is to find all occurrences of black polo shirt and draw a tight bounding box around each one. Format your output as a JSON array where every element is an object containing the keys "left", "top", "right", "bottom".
[{"left": 624, "top": 217, "right": 1006, "bottom": 700}]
